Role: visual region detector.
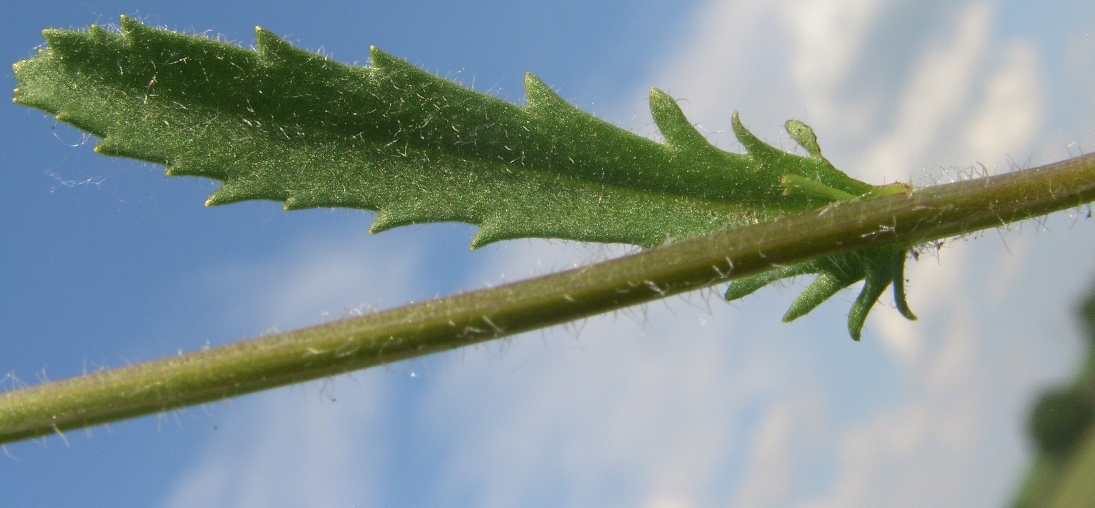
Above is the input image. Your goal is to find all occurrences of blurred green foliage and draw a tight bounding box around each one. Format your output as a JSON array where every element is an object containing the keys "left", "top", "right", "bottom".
[{"left": 1015, "top": 281, "right": 1095, "bottom": 507}]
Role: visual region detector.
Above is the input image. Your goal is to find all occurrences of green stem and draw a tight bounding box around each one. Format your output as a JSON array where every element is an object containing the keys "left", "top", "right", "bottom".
[{"left": 2, "top": 153, "right": 1094, "bottom": 445}]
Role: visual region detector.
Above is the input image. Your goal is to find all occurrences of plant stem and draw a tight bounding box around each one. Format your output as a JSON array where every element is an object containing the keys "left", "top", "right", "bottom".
[{"left": 2, "top": 154, "right": 1094, "bottom": 445}]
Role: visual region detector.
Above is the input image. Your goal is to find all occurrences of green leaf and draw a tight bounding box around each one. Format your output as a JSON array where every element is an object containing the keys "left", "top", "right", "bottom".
[{"left": 12, "top": 16, "right": 915, "bottom": 338}]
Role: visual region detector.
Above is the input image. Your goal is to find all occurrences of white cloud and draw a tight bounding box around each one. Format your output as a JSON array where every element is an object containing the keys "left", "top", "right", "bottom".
[
  {"left": 641, "top": 0, "right": 772, "bottom": 121},
  {"left": 198, "top": 231, "right": 427, "bottom": 329},
  {"left": 961, "top": 42, "right": 1043, "bottom": 160},
  {"left": 161, "top": 381, "right": 392, "bottom": 508},
  {"left": 730, "top": 394, "right": 832, "bottom": 507},
  {"left": 779, "top": 0, "right": 883, "bottom": 123},
  {"left": 159, "top": 232, "right": 423, "bottom": 508},
  {"left": 857, "top": 2, "right": 994, "bottom": 182},
  {"left": 417, "top": 241, "right": 755, "bottom": 507}
]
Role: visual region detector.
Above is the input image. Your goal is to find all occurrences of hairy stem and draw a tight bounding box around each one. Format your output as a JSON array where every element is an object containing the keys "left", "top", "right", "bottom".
[{"left": 2, "top": 153, "right": 1094, "bottom": 444}]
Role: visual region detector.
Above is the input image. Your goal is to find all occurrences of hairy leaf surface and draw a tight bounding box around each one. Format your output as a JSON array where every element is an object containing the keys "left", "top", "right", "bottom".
[{"left": 12, "top": 16, "right": 916, "bottom": 338}]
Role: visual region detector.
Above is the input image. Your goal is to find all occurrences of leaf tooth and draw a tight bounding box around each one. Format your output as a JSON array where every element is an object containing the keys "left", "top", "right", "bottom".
[
  {"left": 724, "top": 264, "right": 812, "bottom": 301},
  {"left": 283, "top": 193, "right": 321, "bottom": 211},
  {"left": 118, "top": 15, "right": 144, "bottom": 35},
  {"left": 524, "top": 73, "right": 569, "bottom": 112},
  {"left": 648, "top": 87, "right": 709, "bottom": 151},
  {"left": 11, "top": 87, "right": 54, "bottom": 112},
  {"left": 206, "top": 184, "right": 243, "bottom": 207},
  {"left": 470, "top": 220, "right": 517, "bottom": 250},
  {"left": 50, "top": 110, "right": 75, "bottom": 124},
  {"left": 254, "top": 27, "right": 280, "bottom": 55},
  {"left": 368, "top": 46, "right": 406, "bottom": 74},
  {"left": 113, "top": 16, "right": 151, "bottom": 46},
  {"left": 164, "top": 157, "right": 228, "bottom": 180},
  {"left": 891, "top": 251, "right": 918, "bottom": 321},
  {"left": 205, "top": 181, "right": 278, "bottom": 207},
  {"left": 12, "top": 56, "right": 59, "bottom": 112},
  {"left": 41, "top": 28, "right": 91, "bottom": 55},
  {"left": 369, "top": 206, "right": 427, "bottom": 234},
  {"left": 163, "top": 165, "right": 199, "bottom": 178},
  {"left": 54, "top": 110, "right": 115, "bottom": 140},
  {"left": 731, "top": 112, "right": 784, "bottom": 163},
  {"left": 847, "top": 268, "right": 892, "bottom": 341},
  {"left": 255, "top": 27, "right": 310, "bottom": 65},
  {"left": 11, "top": 58, "right": 29, "bottom": 79},
  {"left": 94, "top": 137, "right": 169, "bottom": 165},
  {"left": 785, "top": 120, "right": 822, "bottom": 158},
  {"left": 782, "top": 272, "right": 856, "bottom": 322}
]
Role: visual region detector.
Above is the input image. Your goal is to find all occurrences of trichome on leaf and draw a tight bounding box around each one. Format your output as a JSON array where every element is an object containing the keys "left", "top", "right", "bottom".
[{"left": 12, "top": 16, "right": 918, "bottom": 339}]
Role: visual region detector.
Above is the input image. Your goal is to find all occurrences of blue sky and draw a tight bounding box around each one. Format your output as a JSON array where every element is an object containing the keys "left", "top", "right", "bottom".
[{"left": 3, "top": 1, "right": 1095, "bottom": 506}]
